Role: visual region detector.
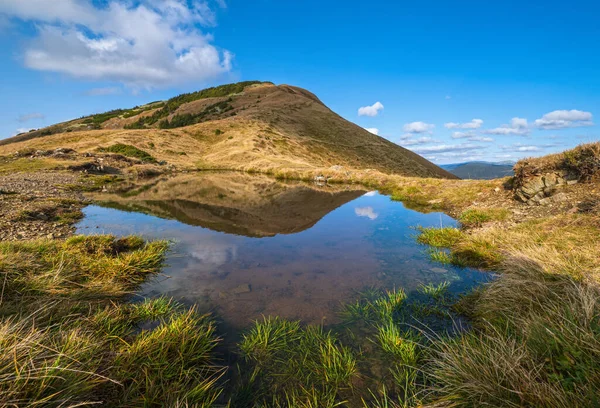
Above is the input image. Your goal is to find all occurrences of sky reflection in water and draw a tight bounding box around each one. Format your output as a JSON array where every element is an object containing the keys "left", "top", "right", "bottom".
[{"left": 77, "top": 178, "right": 486, "bottom": 329}]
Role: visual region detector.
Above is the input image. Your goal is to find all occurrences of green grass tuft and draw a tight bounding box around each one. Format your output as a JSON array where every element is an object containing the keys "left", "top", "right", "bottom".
[
  {"left": 417, "top": 226, "right": 464, "bottom": 248},
  {"left": 238, "top": 316, "right": 356, "bottom": 406},
  {"left": 99, "top": 143, "right": 156, "bottom": 163},
  {"left": 459, "top": 208, "right": 509, "bottom": 228}
]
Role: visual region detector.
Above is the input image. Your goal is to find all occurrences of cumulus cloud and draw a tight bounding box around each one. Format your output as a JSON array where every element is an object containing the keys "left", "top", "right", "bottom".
[
  {"left": 363, "top": 191, "right": 377, "bottom": 197},
  {"left": 468, "top": 136, "right": 494, "bottom": 142},
  {"left": 500, "top": 142, "right": 559, "bottom": 153},
  {"left": 355, "top": 207, "right": 378, "bottom": 220},
  {"left": 444, "top": 119, "right": 483, "bottom": 129},
  {"left": 358, "top": 102, "right": 384, "bottom": 117},
  {"left": 451, "top": 131, "right": 476, "bottom": 139},
  {"left": 0, "top": 0, "right": 232, "bottom": 89},
  {"left": 364, "top": 127, "right": 379, "bottom": 135},
  {"left": 410, "top": 143, "right": 482, "bottom": 154},
  {"left": 400, "top": 136, "right": 436, "bottom": 146},
  {"left": 485, "top": 117, "right": 530, "bottom": 136},
  {"left": 403, "top": 121, "right": 435, "bottom": 134},
  {"left": 84, "top": 87, "right": 122, "bottom": 96},
  {"left": 18, "top": 112, "right": 45, "bottom": 122},
  {"left": 534, "top": 110, "right": 594, "bottom": 130}
]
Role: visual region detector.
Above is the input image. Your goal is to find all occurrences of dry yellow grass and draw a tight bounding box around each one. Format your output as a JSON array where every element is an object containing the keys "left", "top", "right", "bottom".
[{"left": 0, "top": 82, "right": 455, "bottom": 178}]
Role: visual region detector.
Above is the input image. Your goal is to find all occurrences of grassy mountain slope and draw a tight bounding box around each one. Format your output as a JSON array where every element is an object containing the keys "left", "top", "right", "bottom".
[
  {"left": 91, "top": 172, "right": 367, "bottom": 237},
  {"left": 0, "top": 82, "right": 455, "bottom": 178}
]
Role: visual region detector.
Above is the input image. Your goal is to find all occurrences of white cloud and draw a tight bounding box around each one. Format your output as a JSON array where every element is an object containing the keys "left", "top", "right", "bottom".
[
  {"left": 444, "top": 119, "right": 483, "bottom": 129},
  {"left": 515, "top": 146, "right": 540, "bottom": 152},
  {"left": 450, "top": 131, "right": 493, "bottom": 142},
  {"left": 451, "top": 131, "right": 476, "bottom": 139},
  {"left": 403, "top": 121, "right": 435, "bottom": 134},
  {"left": 0, "top": 0, "right": 232, "bottom": 89},
  {"left": 510, "top": 117, "right": 528, "bottom": 129},
  {"left": 468, "top": 136, "right": 494, "bottom": 142},
  {"left": 363, "top": 191, "right": 377, "bottom": 197},
  {"left": 500, "top": 142, "right": 559, "bottom": 153},
  {"left": 534, "top": 110, "right": 594, "bottom": 130},
  {"left": 400, "top": 136, "right": 435, "bottom": 146},
  {"left": 410, "top": 143, "right": 482, "bottom": 154},
  {"left": 18, "top": 112, "right": 45, "bottom": 122},
  {"left": 355, "top": 207, "right": 378, "bottom": 220},
  {"left": 485, "top": 117, "right": 530, "bottom": 136},
  {"left": 84, "top": 87, "right": 122, "bottom": 96},
  {"left": 364, "top": 127, "right": 379, "bottom": 135},
  {"left": 358, "top": 102, "right": 384, "bottom": 117}
]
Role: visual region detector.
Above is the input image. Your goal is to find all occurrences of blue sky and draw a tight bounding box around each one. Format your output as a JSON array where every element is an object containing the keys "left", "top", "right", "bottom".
[{"left": 1, "top": 0, "right": 598, "bottom": 164}]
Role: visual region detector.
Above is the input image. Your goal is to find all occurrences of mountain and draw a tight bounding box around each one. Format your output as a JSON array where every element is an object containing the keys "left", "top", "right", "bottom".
[
  {"left": 0, "top": 81, "right": 455, "bottom": 179},
  {"left": 440, "top": 161, "right": 515, "bottom": 179},
  {"left": 91, "top": 172, "right": 367, "bottom": 237}
]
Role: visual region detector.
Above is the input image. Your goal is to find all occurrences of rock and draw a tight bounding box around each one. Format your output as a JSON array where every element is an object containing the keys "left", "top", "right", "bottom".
[
  {"left": 232, "top": 284, "right": 251, "bottom": 294},
  {"left": 494, "top": 187, "right": 501, "bottom": 192},
  {"left": 430, "top": 267, "right": 448, "bottom": 274},
  {"left": 330, "top": 165, "right": 344, "bottom": 171},
  {"left": 53, "top": 147, "right": 76, "bottom": 155},
  {"left": 519, "top": 176, "right": 545, "bottom": 199},
  {"left": 515, "top": 171, "right": 579, "bottom": 205}
]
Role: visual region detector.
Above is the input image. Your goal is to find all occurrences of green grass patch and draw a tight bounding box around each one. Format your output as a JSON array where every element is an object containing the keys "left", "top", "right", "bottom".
[
  {"left": 427, "top": 248, "right": 453, "bottom": 265},
  {"left": 126, "top": 81, "right": 265, "bottom": 129},
  {"left": 0, "top": 235, "right": 226, "bottom": 406},
  {"left": 459, "top": 208, "right": 510, "bottom": 228},
  {"left": 417, "top": 226, "right": 464, "bottom": 247},
  {"left": 237, "top": 316, "right": 356, "bottom": 406},
  {"left": 99, "top": 144, "right": 156, "bottom": 163},
  {"left": 418, "top": 281, "right": 450, "bottom": 300}
]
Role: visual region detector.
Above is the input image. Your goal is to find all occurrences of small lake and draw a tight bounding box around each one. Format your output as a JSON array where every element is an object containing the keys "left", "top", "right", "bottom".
[{"left": 76, "top": 172, "right": 486, "bottom": 330}]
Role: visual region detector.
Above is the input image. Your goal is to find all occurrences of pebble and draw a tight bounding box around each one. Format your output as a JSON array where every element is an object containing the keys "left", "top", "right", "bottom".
[{"left": 232, "top": 284, "right": 252, "bottom": 294}]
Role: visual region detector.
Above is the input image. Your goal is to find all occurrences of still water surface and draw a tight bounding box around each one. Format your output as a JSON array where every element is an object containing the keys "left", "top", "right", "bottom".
[{"left": 76, "top": 173, "right": 486, "bottom": 329}]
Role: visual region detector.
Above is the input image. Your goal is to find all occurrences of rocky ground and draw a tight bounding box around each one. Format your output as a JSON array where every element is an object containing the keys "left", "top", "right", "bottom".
[
  {"left": 471, "top": 179, "right": 599, "bottom": 224},
  {"left": 0, "top": 172, "right": 90, "bottom": 241}
]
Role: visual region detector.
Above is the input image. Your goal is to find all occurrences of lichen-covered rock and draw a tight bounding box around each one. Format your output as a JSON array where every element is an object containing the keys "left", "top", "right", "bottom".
[{"left": 515, "top": 171, "right": 578, "bottom": 204}]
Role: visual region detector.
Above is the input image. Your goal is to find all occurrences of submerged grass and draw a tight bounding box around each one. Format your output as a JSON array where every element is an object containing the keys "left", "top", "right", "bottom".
[{"left": 237, "top": 316, "right": 356, "bottom": 406}]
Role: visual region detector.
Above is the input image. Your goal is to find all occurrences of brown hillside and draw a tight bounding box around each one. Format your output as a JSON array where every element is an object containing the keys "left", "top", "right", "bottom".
[
  {"left": 0, "top": 82, "right": 456, "bottom": 178},
  {"left": 89, "top": 172, "right": 367, "bottom": 237}
]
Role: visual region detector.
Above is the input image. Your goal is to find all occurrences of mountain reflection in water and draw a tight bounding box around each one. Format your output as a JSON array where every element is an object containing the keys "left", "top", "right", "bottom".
[{"left": 78, "top": 172, "right": 486, "bottom": 329}]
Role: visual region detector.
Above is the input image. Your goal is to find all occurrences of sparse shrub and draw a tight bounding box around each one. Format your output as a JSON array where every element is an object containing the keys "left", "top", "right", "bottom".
[{"left": 99, "top": 144, "right": 156, "bottom": 163}]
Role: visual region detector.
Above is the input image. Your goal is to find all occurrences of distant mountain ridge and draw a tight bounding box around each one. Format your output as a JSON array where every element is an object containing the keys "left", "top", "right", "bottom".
[
  {"left": 441, "top": 161, "right": 515, "bottom": 179},
  {"left": 0, "top": 81, "right": 456, "bottom": 179}
]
